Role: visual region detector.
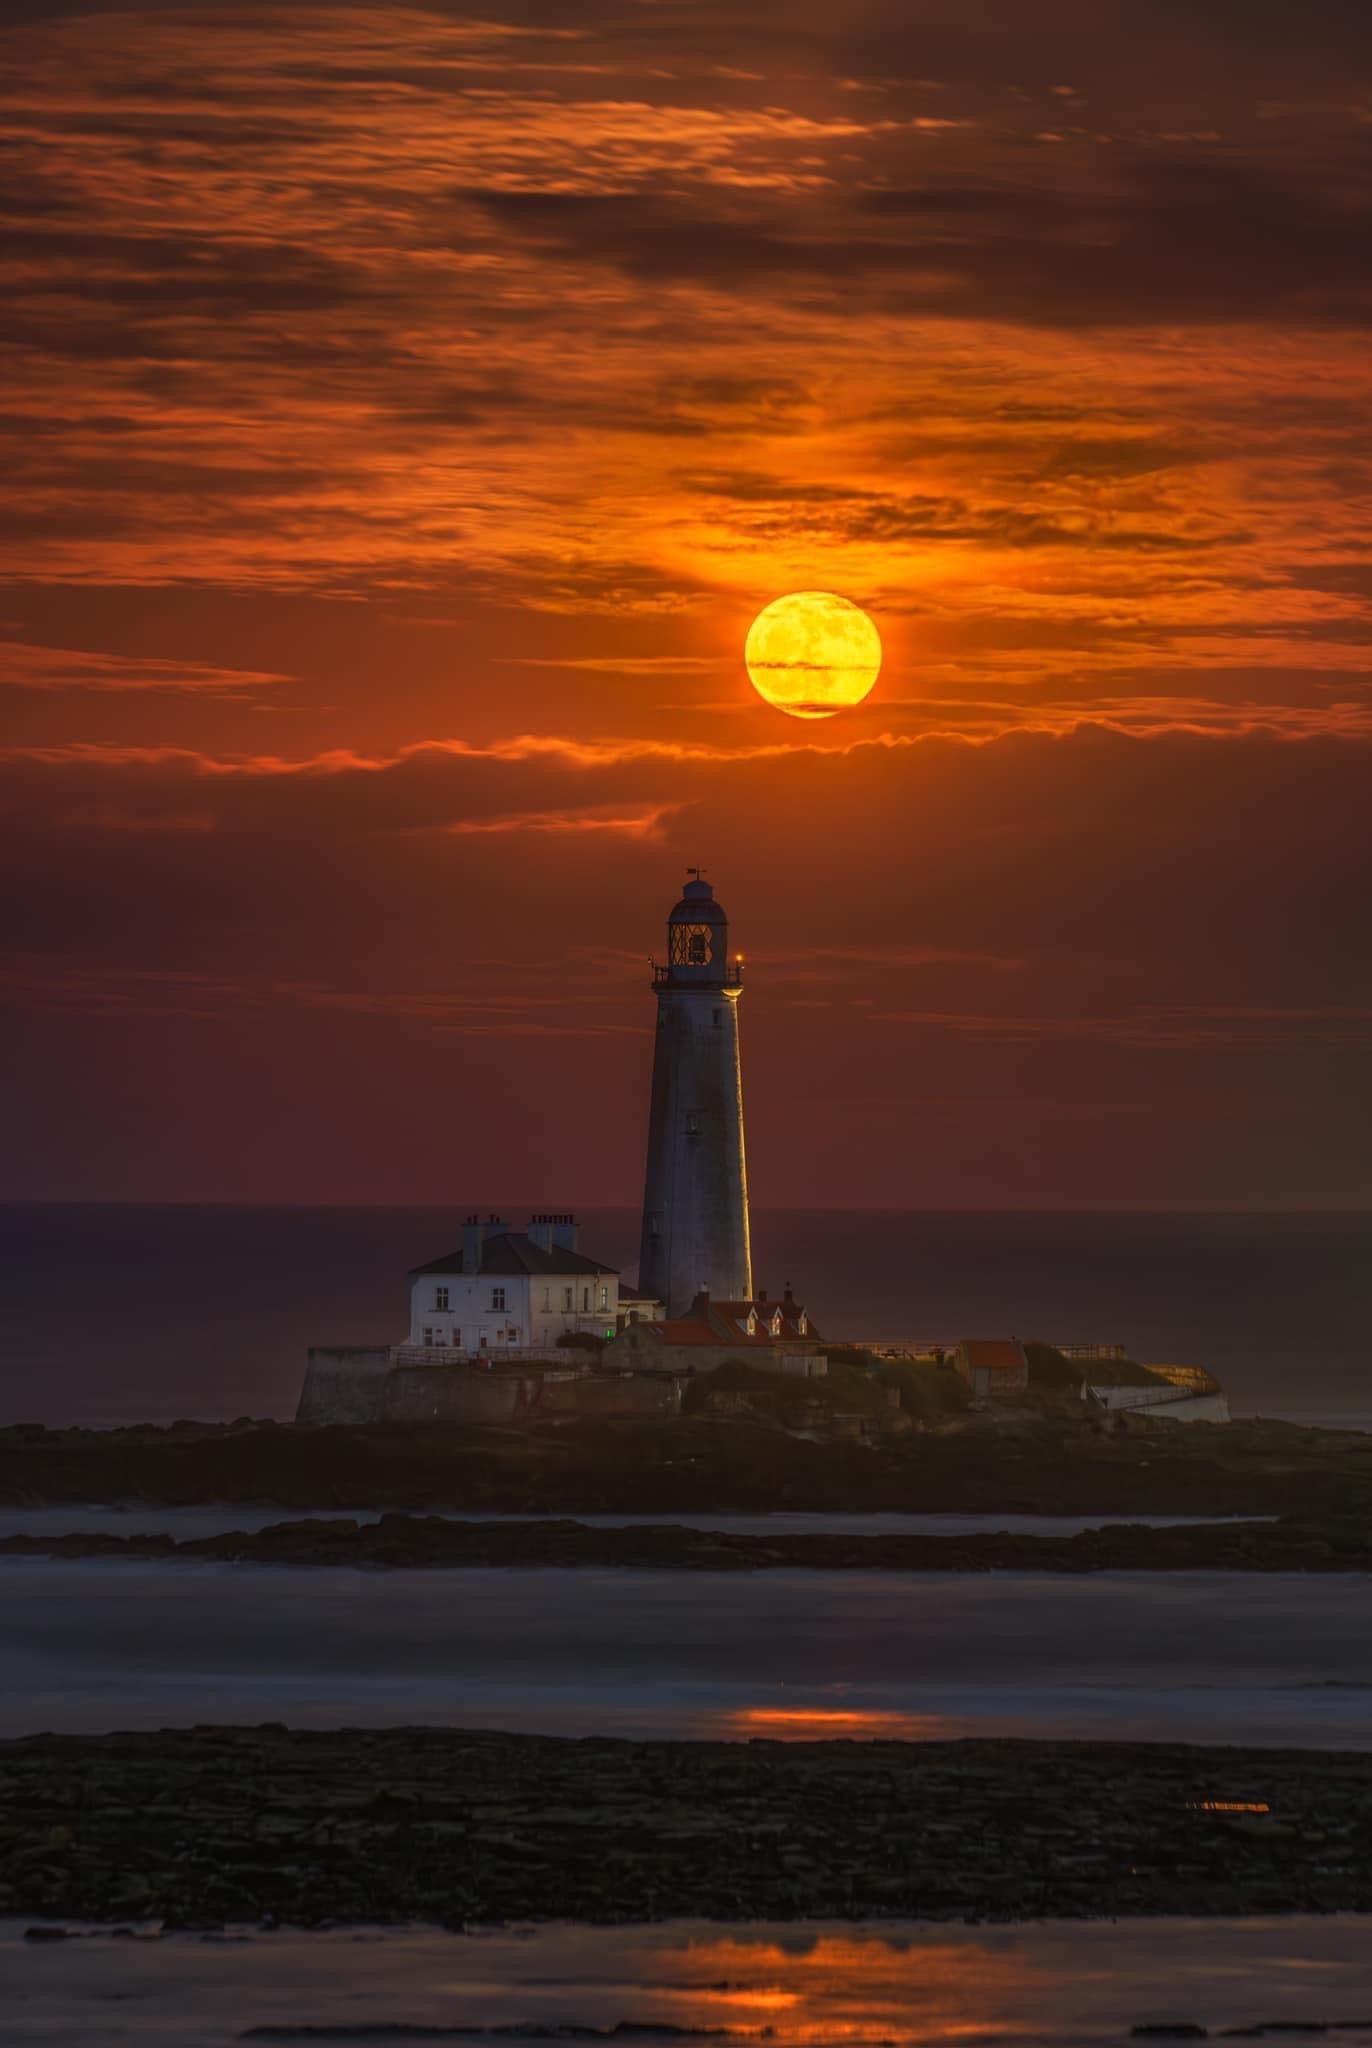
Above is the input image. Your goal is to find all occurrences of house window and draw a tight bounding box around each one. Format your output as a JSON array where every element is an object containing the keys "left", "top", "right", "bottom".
[
  {"left": 582, "top": 1287, "right": 590, "bottom": 1312},
  {"left": 562, "top": 1287, "right": 573, "bottom": 1312},
  {"left": 422, "top": 1327, "right": 435, "bottom": 1347},
  {"left": 435, "top": 1286, "right": 450, "bottom": 1311},
  {"left": 542, "top": 1289, "right": 551, "bottom": 1311},
  {"left": 491, "top": 1287, "right": 506, "bottom": 1312},
  {"left": 598, "top": 1285, "right": 608, "bottom": 1311},
  {"left": 452, "top": 1329, "right": 461, "bottom": 1349}
]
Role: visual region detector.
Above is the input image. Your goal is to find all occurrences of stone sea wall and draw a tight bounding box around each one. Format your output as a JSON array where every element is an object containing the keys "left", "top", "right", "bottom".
[
  {"left": 294, "top": 1348, "right": 390, "bottom": 1425},
  {"left": 296, "top": 1350, "right": 683, "bottom": 1426}
]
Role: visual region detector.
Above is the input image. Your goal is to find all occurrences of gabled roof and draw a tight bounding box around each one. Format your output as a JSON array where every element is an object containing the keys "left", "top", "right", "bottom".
[
  {"left": 692, "top": 1292, "right": 819, "bottom": 1345},
  {"left": 410, "top": 1231, "right": 618, "bottom": 1280},
  {"left": 624, "top": 1293, "right": 820, "bottom": 1349}
]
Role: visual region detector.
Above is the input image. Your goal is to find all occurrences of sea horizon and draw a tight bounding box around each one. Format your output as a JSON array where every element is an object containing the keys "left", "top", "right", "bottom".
[
  {"left": 4, "top": 1201, "right": 1368, "bottom": 1429},
  {"left": 10, "top": 1198, "right": 1372, "bottom": 1215}
]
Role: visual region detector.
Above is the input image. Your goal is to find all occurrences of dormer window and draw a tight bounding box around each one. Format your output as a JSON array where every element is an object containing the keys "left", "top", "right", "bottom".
[
  {"left": 770, "top": 1310, "right": 782, "bottom": 1336},
  {"left": 798, "top": 1312, "right": 808, "bottom": 1335},
  {"left": 745, "top": 1310, "right": 759, "bottom": 1336}
]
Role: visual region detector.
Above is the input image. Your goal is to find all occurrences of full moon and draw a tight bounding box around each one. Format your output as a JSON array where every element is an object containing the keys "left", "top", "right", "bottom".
[{"left": 745, "top": 590, "right": 882, "bottom": 720}]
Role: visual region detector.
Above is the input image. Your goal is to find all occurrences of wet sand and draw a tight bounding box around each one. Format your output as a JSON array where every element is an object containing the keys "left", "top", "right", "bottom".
[{"left": 8, "top": 1915, "right": 1372, "bottom": 2047}]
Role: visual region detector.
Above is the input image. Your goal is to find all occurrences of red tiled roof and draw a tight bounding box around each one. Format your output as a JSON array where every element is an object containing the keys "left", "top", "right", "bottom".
[
  {"left": 959, "top": 1339, "right": 1027, "bottom": 1369},
  {"left": 641, "top": 1319, "right": 726, "bottom": 1347}
]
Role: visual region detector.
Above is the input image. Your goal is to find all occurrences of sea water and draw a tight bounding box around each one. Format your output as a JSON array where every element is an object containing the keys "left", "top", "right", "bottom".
[{"left": 2, "top": 1559, "right": 1370, "bottom": 1747}]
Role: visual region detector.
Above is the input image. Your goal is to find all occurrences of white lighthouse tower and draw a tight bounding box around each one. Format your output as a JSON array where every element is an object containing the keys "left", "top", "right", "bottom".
[{"left": 637, "top": 872, "right": 753, "bottom": 1316}]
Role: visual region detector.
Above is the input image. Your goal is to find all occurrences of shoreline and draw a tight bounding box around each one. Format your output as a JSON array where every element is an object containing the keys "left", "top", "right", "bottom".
[
  {"left": 5, "top": 1510, "right": 1372, "bottom": 1571},
  {"left": 4, "top": 1728, "right": 1371, "bottom": 1930}
]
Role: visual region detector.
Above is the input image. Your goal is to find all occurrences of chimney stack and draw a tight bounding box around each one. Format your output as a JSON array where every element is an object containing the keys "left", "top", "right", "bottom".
[
  {"left": 529, "top": 1212, "right": 579, "bottom": 1254},
  {"left": 463, "top": 1214, "right": 507, "bottom": 1271}
]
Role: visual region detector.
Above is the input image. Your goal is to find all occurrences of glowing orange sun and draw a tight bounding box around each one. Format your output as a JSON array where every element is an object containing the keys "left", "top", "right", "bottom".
[{"left": 745, "top": 590, "right": 882, "bottom": 719}]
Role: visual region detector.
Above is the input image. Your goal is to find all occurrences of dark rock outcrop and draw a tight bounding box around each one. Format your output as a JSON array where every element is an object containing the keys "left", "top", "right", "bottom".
[
  {"left": 5, "top": 1510, "right": 1372, "bottom": 1572},
  {"left": 3, "top": 1728, "right": 1371, "bottom": 1929},
  {"left": 3, "top": 1414, "right": 1372, "bottom": 1519}
]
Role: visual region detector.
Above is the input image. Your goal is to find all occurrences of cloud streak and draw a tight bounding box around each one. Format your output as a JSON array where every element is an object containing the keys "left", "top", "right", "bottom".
[{"left": 0, "top": 641, "right": 285, "bottom": 694}]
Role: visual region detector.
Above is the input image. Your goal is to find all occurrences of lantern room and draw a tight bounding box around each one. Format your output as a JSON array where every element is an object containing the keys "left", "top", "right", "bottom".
[{"left": 656, "top": 873, "right": 740, "bottom": 989}]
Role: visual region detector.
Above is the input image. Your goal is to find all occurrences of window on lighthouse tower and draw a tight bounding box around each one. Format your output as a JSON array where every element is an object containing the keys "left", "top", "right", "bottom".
[{"left": 670, "top": 923, "right": 714, "bottom": 967}]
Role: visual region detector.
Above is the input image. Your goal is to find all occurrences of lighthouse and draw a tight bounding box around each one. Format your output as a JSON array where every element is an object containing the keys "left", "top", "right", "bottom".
[{"left": 637, "top": 872, "right": 753, "bottom": 1315}]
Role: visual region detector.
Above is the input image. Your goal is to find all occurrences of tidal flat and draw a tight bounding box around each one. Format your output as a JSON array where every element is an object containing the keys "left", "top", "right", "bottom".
[
  {"left": 4, "top": 1729, "right": 1372, "bottom": 1929},
  {"left": 10, "top": 1916, "right": 1372, "bottom": 2048}
]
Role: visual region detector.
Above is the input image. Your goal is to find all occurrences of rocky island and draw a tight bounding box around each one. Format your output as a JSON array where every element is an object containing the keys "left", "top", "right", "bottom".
[{"left": 4, "top": 1413, "right": 1372, "bottom": 1520}]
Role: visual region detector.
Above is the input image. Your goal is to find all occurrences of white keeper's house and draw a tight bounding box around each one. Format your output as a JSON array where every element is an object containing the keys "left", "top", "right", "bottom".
[{"left": 408, "top": 1213, "right": 620, "bottom": 1356}]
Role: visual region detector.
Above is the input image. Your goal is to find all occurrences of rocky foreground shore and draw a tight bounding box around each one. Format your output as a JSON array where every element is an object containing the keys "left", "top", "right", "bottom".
[
  {"left": 4, "top": 1728, "right": 1371, "bottom": 1930},
  {"left": 6, "top": 1509, "right": 1372, "bottom": 1570},
  {"left": 5, "top": 1413, "right": 1372, "bottom": 1518}
]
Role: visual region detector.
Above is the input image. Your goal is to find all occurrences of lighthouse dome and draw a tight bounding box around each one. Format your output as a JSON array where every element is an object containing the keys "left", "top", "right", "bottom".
[{"left": 669, "top": 875, "right": 727, "bottom": 925}]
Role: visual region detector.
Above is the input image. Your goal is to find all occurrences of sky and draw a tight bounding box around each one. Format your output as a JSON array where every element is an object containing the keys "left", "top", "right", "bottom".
[{"left": 1, "top": 0, "right": 1370, "bottom": 1210}]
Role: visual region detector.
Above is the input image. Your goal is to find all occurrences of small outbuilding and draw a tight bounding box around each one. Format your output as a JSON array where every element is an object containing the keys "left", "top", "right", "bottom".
[
  {"left": 1086, "top": 1360, "right": 1229, "bottom": 1423},
  {"left": 953, "top": 1338, "right": 1029, "bottom": 1399}
]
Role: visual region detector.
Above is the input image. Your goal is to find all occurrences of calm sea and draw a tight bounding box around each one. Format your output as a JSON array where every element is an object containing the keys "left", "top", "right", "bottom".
[
  {"left": 4, "top": 1560, "right": 1370, "bottom": 1748},
  {"left": 1, "top": 1204, "right": 1369, "bottom": 1426}
]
